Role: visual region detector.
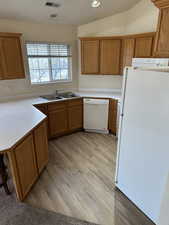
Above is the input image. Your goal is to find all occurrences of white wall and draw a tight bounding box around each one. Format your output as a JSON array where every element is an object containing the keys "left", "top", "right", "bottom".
[
  {"left": 0, "top": 0, "right": 160, "bottom": 96},
  {"left": 158, "top": 173, "right": 169, "bottom": 225},
  {"left": 78, "top": 12, "right": 126, "bottom": 37},
  {"left": 0, "top": 19, "right": 78, "bottom": 98},
  {"left": 78, "top": 0, "right": 159, "bottom": 91},
  {"left": 124, "top": 0, "right": 159, "bottom": 34}
]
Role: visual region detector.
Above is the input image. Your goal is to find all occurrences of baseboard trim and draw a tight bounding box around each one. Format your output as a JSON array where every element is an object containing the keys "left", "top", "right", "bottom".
[{"left": 84, "top": 129, "right": 109, "bottom": 134}]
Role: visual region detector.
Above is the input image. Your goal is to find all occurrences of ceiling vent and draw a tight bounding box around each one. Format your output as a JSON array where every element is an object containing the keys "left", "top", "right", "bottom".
[
  {"left": 50, "top": 13, "right": 58, "bottom": 18},
  {"left": 45, "top": 2, "right": 60, "bottom": 8}
]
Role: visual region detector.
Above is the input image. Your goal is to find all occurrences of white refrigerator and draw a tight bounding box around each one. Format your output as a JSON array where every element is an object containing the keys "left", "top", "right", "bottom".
[{"left": 115, "top": 67, "right": 169, "bottom": 225}]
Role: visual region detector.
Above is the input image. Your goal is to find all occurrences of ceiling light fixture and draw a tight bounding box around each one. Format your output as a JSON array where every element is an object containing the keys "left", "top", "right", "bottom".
[{"left": 91, "top": 0, "right": 101, "bottom": 8}]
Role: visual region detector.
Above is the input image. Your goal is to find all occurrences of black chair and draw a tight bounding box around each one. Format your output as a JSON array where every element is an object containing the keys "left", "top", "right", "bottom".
[{"left": 0, "top": 154, "right": 11, "bottom": 195}]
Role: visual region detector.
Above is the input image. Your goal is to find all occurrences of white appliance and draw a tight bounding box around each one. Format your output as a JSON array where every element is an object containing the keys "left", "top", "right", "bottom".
[
  {"left": 132, "top": 58, "right": 169, "bottom": 68},
  {"left": 83, "top": 98, "right": 109, "bottom": 133},
  {"left": 115, "top": 65, "right": 169, "bottom": 225}
]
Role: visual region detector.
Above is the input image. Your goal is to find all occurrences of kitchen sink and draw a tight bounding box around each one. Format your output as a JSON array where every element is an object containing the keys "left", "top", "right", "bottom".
[
  {"left": 40, "top": 95, "right": 65, "bottom": 100},
  {"left": 40, "top": 92, "right": 78, "bottom": 101},
  {"left": 59, "top": 92, "right": 77, "bottom": 98}
]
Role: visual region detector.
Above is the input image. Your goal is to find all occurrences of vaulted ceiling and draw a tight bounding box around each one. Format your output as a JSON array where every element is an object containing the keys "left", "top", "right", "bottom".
[{"left": 0, "top": 0, "right": 140, "bottom": 25}]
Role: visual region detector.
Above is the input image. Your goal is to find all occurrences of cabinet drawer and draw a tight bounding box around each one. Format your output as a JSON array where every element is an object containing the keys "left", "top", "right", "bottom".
[
  {"left": 48, "top": 101, "right": 67, "bottom": 111},
  {"left": 68, "top": 98, "right": 83, "bottom": 107}
]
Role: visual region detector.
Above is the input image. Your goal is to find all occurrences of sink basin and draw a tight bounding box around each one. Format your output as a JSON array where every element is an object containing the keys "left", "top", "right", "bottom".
[
  {"left": 59, "top": 92, "right": 77, "bottom": 98},
  {"left": 40, "top": 95, "right": 65, "bottom": 100},
  {"left": 40, "top": 92, "right": 78, "bottom": 101}
]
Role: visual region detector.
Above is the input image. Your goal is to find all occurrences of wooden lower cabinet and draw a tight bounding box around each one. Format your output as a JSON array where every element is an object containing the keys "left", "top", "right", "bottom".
[
  {"left": 48, "top": 107, "right": 68, "bottom": 137},
  {"left": 48, "top": 99, "right": 83, "bottom": 138},
  {"left": 34, "top": 104, "right": 48, "bottom": 115},
  {"left": 8, "top": 120, "right": 48, "bottom": 201},
  {"left": 34, "top": 121, "right": 49, "bottom": 173},
  {"left": 68, "top": 105, "right": 83, "bottom": 131},
  {"left": 109, "top": 99, "right": 118, "bottom": 135},
  {"left": 9, "top": 134, "right": 38, "bottom": 200}
]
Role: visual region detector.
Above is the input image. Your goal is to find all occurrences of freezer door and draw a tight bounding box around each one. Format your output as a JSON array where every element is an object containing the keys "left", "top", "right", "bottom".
[{"left": 116, "top": 68, "right": 169, "bottom": 223}]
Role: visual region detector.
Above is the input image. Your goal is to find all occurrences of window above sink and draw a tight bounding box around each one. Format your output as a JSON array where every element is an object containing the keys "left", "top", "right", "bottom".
[{"left": 26, "top": 42, "right": 72, "bottom": 85}]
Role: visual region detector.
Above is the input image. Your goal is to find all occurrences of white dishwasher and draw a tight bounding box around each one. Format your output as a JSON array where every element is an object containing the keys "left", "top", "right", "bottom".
[{"left": 83, "top": 98, "right": 109, "bottom": 134}]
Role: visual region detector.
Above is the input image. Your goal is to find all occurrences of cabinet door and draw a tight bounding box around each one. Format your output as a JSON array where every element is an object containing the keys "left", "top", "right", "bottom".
[
  {"left": 135, "top": 36, "right": 154, "bottom": 57},
  {"left": 0, "top": 40, "right": 4, "bottom": 79},
  {"left": 34, "top": 121, "right": 49, "bottom": 173},
  {"left": 109, "top": 99, "right": 118, "bottom": 135},
  {"left": 154, "top": 8, "right": 169, "bottom": 57},
  {"left": 100, "top": 39, "right": 121, "bottom": 75},
  {"left": 0, "top": 36, "right": 25, "bottom": 79},
  {"left": 68, "top": 105, "right": 83, "bottom": 131},
  {"left": 48, "top": 108, "right": 68, "bottom": 137},
  {"left": 81, "top": 40, "right": 100, "bottom": 74},
  {"left": 122, "top": 38, "right": 135, "bottom": 72},
  {"left": 14, "top": 134, "right": 38, "bottom": 199}
]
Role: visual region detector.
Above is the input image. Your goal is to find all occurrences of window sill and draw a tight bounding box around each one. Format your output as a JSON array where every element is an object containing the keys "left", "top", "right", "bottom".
[{"left": 30, "top": 80, "right": 73, "bottom": 86}]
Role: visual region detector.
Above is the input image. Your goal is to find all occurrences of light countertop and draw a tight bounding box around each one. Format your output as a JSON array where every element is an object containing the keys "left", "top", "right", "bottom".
[
  {"left": 75, "top": 91, "right": 121, "bottom": 101},
  {"left": 0, "top": 98, "right": 47, "bottom": 153},
  {"left": 0, "top": 91, "right": 121, "bottom": 152}
]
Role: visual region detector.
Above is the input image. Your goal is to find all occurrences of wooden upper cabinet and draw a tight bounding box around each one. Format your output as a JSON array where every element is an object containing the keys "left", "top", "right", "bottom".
[
  {"left": 0, "top": 33, "right": 25, "bottom": 80},
  {"left": 81, "top": 40, "right": 100, "bottom": 74},
  {"left": 122, "top": 38, "right": 135, "bottom": 72},
  {"left": 135, "top": 36, "right": 154, "bottom": 57},
  {"left": 154, "top": 8, "right": 169, "bottom": 57},
  {"left": 100, "top": 39, "right": 121, "bottom": 75},
  {"left": 80, "top": 33, "right": 154, "bottom": 76},
  {"left": 151, "top": 0, "right": 169, "bottom": 57}
]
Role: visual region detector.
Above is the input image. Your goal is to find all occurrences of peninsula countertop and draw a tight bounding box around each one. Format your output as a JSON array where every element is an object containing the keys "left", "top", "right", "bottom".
[{"left": 0, "top": 98, "right": 47, "bottom": 152}]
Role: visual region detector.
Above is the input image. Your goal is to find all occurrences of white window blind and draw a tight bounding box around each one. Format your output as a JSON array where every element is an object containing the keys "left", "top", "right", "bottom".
[{"left": 26, "top": 42, "right": 72, "bottom": 84}]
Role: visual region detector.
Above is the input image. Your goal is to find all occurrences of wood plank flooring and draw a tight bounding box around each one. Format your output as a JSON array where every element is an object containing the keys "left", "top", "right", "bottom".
[{"left": 25, "top": 132, "right": 155, "bottom": 225}]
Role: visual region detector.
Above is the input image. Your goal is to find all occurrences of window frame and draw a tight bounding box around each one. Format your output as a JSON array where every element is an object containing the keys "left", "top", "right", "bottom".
[{"left": 25, "top": 41, "right": 73, "bottom": 85}]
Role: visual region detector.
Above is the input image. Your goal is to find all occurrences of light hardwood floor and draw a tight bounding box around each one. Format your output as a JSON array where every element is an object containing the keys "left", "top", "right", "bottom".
[{"left": 25, "top": 132, "right": 154, "bottom": 225}]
